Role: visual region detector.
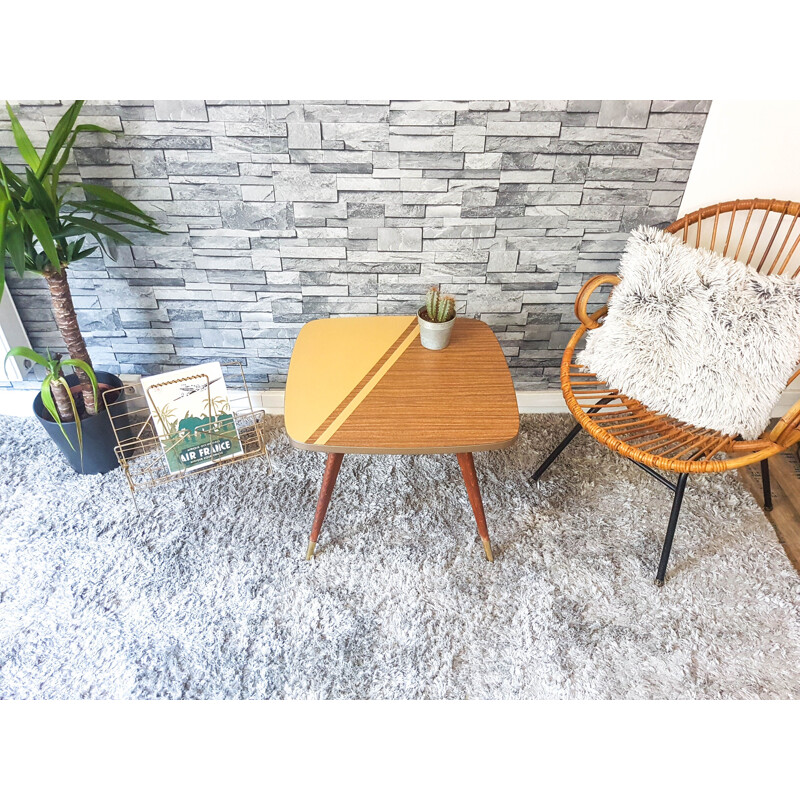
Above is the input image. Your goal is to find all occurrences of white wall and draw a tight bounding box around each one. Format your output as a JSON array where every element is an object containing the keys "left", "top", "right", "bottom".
[
  {"left": 679, "top": 100, "right": 800, "bottom": 216},
  {"left": 0, "top": 290, "right": 32, "bottom": 383},
  {"left": 678, "top": 100, "right": 800, "bottom": 417}
]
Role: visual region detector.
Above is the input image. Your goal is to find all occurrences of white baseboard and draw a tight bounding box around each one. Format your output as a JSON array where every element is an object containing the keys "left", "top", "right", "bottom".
[
  {"left": 0, "top": 387, "right": 570, "bottom": 417},
  {"left": 771, "top": 387, "right": 800, "bottom": 416},
  {"left": 0, "top": 290, "right": 33, "bottom": 382},
  {"left": 515, "top": 391, "right": 569, "bottom": 414},
  {"left": 248, "top": 389, "right": 569, "bottom": 415},
  {"left": 229, "top": 386, "right": 800, "bottom": 419},
  {"left": 255, "top": 390, "right": 286, "bottom": 415},
  {"left": 0, "top": 389, "right": 40, "bottom": 416},
  {"left": 250, "top": 388, "right": 800, "bottom": 416},
  {"left": 3, "top": 386, "right": 800, "bottom": 420}
]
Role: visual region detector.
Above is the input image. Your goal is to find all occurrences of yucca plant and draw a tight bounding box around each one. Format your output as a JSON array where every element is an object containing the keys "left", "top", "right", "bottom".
[
  {"left": 0, "top": 100, "right": 164, "bottom": 417},
  {"left": 425, "top": 286, "right": 456, "bottom": 323},
  {"left": 4, "top": 346, "right": 98, "bottom": 456}
]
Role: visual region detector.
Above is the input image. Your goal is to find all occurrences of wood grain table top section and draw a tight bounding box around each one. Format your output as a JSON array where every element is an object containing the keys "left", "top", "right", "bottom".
[{"left": 285, "top": 315, "right": 519, "bottom": 454}]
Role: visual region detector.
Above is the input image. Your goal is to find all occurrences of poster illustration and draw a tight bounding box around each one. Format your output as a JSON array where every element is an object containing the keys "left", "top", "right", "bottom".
[{"left": 141, "top": 362, "right": 243, "bottom": 474}]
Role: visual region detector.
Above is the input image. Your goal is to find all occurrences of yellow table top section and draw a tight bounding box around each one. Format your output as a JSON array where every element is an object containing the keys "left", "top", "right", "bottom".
[
  {"left": 284, "top": 315, "right": 418, "bottom": 445},
  {"left": 285, "top": 315, "right": 519, "bottom": 455}
]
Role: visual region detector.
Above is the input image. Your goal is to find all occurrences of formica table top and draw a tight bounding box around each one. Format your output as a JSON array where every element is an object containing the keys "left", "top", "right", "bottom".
[{"left": 284, "top": 315, "right": 519, "bottom": 454}]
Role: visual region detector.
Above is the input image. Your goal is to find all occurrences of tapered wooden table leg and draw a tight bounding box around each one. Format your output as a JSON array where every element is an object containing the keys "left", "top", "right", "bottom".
[
  {"left": 456, "top": 452, "right": 494, "bottom": 562},
  {"left": 306, "top": 453, "right": 344, "bottom": 559},
  {"left": 286, "top": 317, "right": 518, "bottom": 562}
]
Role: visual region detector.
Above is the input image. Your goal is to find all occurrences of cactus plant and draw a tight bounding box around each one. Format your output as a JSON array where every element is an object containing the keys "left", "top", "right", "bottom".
[{"left": 424, "top": 286, "right": 456, "bottom": 323}]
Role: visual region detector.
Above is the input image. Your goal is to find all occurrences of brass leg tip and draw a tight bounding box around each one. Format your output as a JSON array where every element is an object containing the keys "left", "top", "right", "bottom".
[
  {"left": 483, "top": 539, "right": 494, "bottom": 562},
  {"left": 654, "top": 578, "right": 664, "bottom": 588},
  {"left": 306, "top": 541, "right": 316, "bottom": 560}
]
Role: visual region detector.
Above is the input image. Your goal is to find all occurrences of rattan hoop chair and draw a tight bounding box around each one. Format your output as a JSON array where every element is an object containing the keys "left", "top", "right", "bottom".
[{"left": 533, "top": 199, "right": 800, "bottom": 586}]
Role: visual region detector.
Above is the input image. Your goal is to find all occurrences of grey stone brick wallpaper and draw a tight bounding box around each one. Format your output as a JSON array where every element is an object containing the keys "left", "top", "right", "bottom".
[{"left": 2, "top": 100, "right": 710, "bottom": 390}]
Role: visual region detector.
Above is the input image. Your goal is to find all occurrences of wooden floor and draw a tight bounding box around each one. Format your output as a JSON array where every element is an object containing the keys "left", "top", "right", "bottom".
[{"left": 739, "top": 446, "right": 800, "bottom": 575}]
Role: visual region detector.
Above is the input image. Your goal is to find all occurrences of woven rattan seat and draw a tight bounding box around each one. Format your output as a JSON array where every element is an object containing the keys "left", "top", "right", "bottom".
[
  {"left": 562, "top": 365, "right": 780, "bottom": 474},
  {"left": 565, "top": 199, "right": 800, "bottom": 474},
  {"left": 535, "top": 199, "right": 800, "bottom": 585}
]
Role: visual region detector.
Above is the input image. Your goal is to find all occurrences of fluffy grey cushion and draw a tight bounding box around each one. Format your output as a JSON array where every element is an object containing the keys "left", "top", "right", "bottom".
[{"left": 580, "top": 226, "right": 800, "bottom": 439}]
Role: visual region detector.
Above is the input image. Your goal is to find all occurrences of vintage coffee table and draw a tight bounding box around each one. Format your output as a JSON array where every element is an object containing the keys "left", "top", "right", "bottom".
[{"left": 284, "top": 315, "right": 519, "bottom": 561}]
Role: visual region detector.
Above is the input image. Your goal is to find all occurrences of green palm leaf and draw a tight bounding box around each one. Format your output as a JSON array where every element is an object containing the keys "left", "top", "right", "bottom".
[
  {"left": 2, "top": 99, "right": 163, "bottom": 289},
  {"left": 25, "top": 168, "right": 57, "bottom": 220},
  {"left": 65, "top": 216, "right": 134, "bottom": 246},
  {"left": 20, "top": 207, "right": 61, "bottom": 270},
  {"left": 58, "top": 376, "right": 83, "bottom": 462},
  {"left": 69, "top": 202, "right": 161, "bottom": 233},
  {"left": 80, "top": 184, "right": 157, "bottom": 221},
  {"left": 0, "top": 158, "right": 26, "bottom": 197},
  {"left": 5, "top": 103, "right": 40, "bottom": 171},
  {"left": 5, "top": 225, "right": 28, "bottom": 277},
  {"left": 62, "top": 357, "right": 98, "bottom": 410},
  {"left": 50, "top": 123, "right": 115, "bottom": 194},
  {"left": 4, "top": 346, "right": 90, "bottom": 456},
  {"left": 0, "top": 197, "right": 8, "bottom": 298},
  {"left": 4, "top": 345, "right": 51, "bottom": 369},
  {"left": 37, "top": 101, "right": 83, "bottom": 181},
  {"left": 40, "top": 374, "right": 76, "bottom": 451}
]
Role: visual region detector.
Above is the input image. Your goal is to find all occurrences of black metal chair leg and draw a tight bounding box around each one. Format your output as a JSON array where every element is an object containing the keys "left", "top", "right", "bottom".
[
  {"left": 532, "top": 398, "right": 613, "bottom": 481},
  {"left": 760, "top": 459, "right": 772, "bottom": 512},
  {"left": 532, "top": 422, "right": 583, "bottom": 481},
  {"left": 655, "top": 473, "right": 689, "bottom": 587}
]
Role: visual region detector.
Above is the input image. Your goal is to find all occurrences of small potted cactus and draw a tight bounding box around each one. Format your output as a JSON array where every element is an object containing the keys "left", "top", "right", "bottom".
[{"left": 417, "top": 286, "right": 457, "bottom": 350}]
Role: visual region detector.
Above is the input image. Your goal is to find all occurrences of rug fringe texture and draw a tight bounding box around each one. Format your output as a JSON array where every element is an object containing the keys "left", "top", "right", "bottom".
[{"left": 1, "top": 414, "right": 799, "bottom": 699}]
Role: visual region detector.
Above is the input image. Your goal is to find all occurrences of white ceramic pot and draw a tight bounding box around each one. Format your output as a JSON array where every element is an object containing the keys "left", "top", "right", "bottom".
[{"left": 417, "top": 308, "right": 456, "bottom": 350}]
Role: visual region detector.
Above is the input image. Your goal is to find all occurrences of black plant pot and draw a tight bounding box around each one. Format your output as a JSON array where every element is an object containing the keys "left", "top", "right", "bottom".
[{"left": 32, "top": 371, "right": 124, "bottom": 475}]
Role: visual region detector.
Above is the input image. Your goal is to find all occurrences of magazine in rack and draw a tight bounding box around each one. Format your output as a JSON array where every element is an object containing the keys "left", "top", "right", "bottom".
[{"left": 141, "top": 362, "right": 243, "bottom": 474}]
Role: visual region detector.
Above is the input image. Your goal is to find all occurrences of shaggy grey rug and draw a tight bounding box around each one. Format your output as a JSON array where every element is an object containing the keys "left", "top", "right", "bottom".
[{"left": 1, "top": 413, "right": 799, "bottom": 699}]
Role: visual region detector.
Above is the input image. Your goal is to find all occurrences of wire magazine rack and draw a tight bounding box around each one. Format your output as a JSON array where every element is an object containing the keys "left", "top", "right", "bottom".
[{"left": 103, "top": 361, "right": 272, "bottom": 502}]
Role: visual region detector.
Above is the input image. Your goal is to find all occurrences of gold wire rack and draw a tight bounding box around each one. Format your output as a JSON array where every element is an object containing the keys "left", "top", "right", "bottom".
[{"left": 103, "top": 361, "right": 272, "bottom": 500}]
